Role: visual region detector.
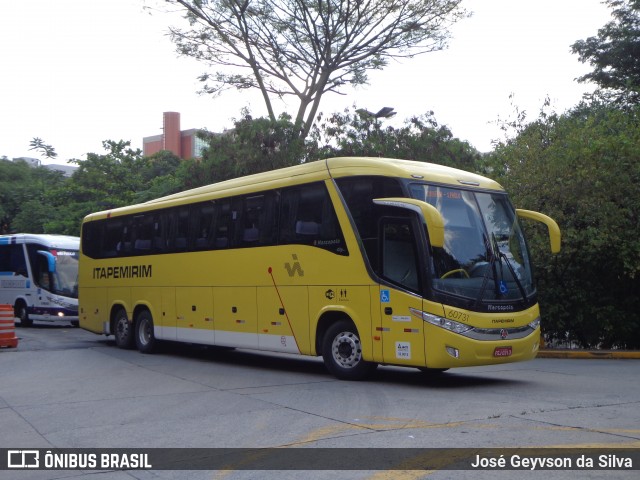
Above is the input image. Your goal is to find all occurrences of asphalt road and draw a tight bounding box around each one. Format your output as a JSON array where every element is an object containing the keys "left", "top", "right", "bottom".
[{"left": 1, "top": 323, "right": 638, "bottom": 480}]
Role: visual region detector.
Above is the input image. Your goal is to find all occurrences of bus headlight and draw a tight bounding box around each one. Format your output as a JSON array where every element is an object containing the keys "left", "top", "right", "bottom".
[
  {"left": 410, "top": 308, "right": 472, "bottom": 334},
  {"left": 528, "top": 316, "right": 541, "bottom": 330}
]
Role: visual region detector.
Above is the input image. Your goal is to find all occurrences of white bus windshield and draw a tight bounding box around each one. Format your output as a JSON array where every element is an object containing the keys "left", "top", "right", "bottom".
[
  {"left": 409, "top": 184, "right": 534, "bottom": 302},
  {"left": 48, "top": 249, "right": 79, "bottom": 298}
]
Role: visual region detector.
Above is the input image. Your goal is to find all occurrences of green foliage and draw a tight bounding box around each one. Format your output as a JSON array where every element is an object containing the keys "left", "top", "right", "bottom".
[
  {"left": 312, "top": 108, "right": 480, "bottom": 170},
  {"left": 67, "top": 140, "right": 145, "bottom": 208},
  {"left": 29, "top": 137, "right": 58, "bottom": 159},
  {"left": 60, "top": 141, "right": 184, "bottom": 234},
  {"left": 487, "top": 102, "right": 640, "bottom": 348},
  {"left": 181, "top": 108, "right": 479, "bottom": 190},
  {"left": 11, "top": 199, "right": 58, "bottom": 233},
  {"left": 571, "top": 0, "right": 640, "bottom": 106},
  {"left": 135, "top": 150, "right": 184, "bottom": 202},
  {"left": 1, "top": 141, "right": 183, "bottom": 236},
  {"left": 0, "top": 159, "right": 67, "bottom": 234},
  {"left": 183, "top": 112, "right": 309, "bottom": 188},
  {"left": 5, "top": 102, "right": 639, "bottom": 351},
  {"left": 0, "top": 112, "right": 481, "bottom": 235}
]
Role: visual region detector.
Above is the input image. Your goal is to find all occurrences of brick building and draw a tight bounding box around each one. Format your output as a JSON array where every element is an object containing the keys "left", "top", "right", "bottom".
[{"left": 142, "top": 112, "right": 206, "bottom": 159}]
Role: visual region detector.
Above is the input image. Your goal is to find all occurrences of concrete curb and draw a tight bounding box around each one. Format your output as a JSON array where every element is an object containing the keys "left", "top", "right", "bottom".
[{"left": 537, "top": 349, "right": 640, "bottom": 359}]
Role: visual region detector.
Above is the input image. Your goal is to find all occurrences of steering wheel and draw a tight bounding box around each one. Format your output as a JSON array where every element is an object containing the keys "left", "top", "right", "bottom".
[{"left": 441, "top": 268, "right": 470, "bottom": 279}]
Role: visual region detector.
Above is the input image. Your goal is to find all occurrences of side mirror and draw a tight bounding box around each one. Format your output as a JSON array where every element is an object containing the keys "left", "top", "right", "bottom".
[
  {"left": 516, "top": 209, "right": 561, "bottom": 254},
  {"left": 37, "top": 250, "right": 57, "bottom": 273},
  {"left": 373, "top": 198, "right": 445, "bottom": 248}
]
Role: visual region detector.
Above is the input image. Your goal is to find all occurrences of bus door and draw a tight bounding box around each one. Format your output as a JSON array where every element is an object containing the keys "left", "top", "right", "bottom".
[
  {"left": 176, "top": 287, "right": 214, "bottom": 345},
  {"left": 378, "top": 217, "right": 427, "bottom": 367},
  {"left": 36, "top": 250, "right": 55, "bottom": 292}
]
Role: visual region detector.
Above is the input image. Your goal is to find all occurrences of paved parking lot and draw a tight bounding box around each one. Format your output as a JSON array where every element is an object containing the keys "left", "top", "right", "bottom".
[{"left": 1, "top": 324, "right": 638, "bottom": 479}]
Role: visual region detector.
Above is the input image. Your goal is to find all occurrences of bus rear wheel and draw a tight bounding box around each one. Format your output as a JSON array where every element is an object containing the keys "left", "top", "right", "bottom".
[
  {"left": 322, "top": 320, "right": 376, "bottom": 380},
  {"left": 113, "top": 308, "right": 134, "bottom": 349},
  {"left": 135, "top": 310, "right": 156, "bottom": 354}
]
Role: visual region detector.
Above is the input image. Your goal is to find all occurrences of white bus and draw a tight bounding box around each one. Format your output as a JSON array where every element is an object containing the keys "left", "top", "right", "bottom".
[{"left": 0, "top": 234, "right": 80, "bottom": 326}]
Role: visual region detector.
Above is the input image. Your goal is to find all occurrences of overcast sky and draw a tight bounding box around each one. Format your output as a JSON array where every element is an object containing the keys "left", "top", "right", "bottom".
[{"left": 0, "top": 0, "right": 612, "bottom": 164}]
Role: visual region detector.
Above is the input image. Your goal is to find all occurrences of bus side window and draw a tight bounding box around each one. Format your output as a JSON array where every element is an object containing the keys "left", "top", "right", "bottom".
[
  {"left": 167, "top": 207, "right": 190, "bottom": 252},
  {"left": 279, "top": 183, "right": 348, "bottom": 255},
  {"left": 133, "top": 215, "right": 154, "bottom": 253},
  {"left": 0, "top": 245, "right": 9, "bottom": 272},
  {"left": 241, "top": 193, "right": 277, "bottom": 247},
  {"left": 117, "top": 222, "right": 133, "bottom": 256},
  {"left": 0, "top": 244, "right": 28, "bottom": 276},
  {"left": 102, "top": 220, "right": 125, "bottom": 258},
  {"left": 335, "top": 176, "right": 403, "bottom": 268},
  {"left": 192, "top": 202, "right": 216, "bottom": 250},
  {"left": 152, "top": 215, "right": 166, "bottom": 252},
  {"left": 380, "top": 217, "right": 421, "bottom": 293},
  {"left": 81, "top": 222, "right": 100, "bottom": 259},
  {"left": 214, "top": 200, "right": 233, "bottom": 249}
]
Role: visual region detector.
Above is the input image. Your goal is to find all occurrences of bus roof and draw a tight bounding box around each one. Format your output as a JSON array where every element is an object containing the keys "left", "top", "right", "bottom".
[
  {"left": 326, "top": 157, "right": 501, "bottom": 190},
  {"left": 83, "top": 157, "right": 503, "bottom": 221},
  {"left": 0, "top": 234, "right": 80, "bottom": 249}
]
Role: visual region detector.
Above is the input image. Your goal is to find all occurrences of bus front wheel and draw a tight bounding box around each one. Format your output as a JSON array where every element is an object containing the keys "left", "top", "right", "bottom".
[
  {"left": 113, "top": 309, "right": 134, "bottom": 349},
  {"left": 16, "top": 303, "right": 32, "bottom": 327},
  {"left": 135, "top": 310, "right": 156, "bottom": 354},
  {"left": 322, "top": 320, "right": 376, "bottom": 380}
]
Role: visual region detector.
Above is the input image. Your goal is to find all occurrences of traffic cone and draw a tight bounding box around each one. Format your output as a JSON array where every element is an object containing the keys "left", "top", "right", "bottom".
[{"left": 0, "top": 304, "right": 19, "bottom": 348}]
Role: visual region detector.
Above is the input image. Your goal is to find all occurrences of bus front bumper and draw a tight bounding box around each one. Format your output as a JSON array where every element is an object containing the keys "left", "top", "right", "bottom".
[
  {"left": 424, "top": 326, "right": 541, "bottom": 369},
  {"left": 29, "top": 306, "right": 79, "bottom": 323}
]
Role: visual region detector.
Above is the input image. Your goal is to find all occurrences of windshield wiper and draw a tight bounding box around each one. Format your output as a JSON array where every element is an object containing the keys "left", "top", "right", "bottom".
[
  {"left": 491, "top": 232, "right": 528, "bottom": 302},
  {"left": 474, "top": 233, "right": 527, "bottom": 307},
  {"left": 473, "top": 233, "right": 499, "bottom": 308}
]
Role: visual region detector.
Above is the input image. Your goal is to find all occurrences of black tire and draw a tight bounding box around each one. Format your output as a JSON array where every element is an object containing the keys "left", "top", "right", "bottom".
[
  {"left": 135, "top": 310, "right": 157, "bottom": 354},
  {"left": 16, "top": 303, "right": 32, "bottom": 327},
  {"left": 322, "top": 320, "right": 376, "bottom": 380},
  {"left": 113, "top": 308, "right": 135, "bottom": 349}
]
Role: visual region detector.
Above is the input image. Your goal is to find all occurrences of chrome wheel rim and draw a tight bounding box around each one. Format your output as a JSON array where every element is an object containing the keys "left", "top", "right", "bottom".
[
  {"left": 116, "top": 317, "right": 129, "bottom": 341},
  {"left": 331, "top": 331, "right": 362, "bottom": 369},
  {"left": 139, "top": 318, "right": 151, "bottom": 345}
]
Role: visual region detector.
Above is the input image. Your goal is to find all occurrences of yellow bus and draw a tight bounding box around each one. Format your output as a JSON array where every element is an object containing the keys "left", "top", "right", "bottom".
[{"left": 79, "top": 157, "right": 560, "bottom": 380}]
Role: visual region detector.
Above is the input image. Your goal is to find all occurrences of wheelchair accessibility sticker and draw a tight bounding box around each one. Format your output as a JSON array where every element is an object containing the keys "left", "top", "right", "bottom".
[{"left": 380, "top": 289, "right": 390, "bottom": 303}]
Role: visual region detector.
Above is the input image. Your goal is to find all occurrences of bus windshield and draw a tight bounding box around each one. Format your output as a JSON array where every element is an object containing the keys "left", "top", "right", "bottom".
[
  {"left": 409, "top": 184, "right": 534, "bottom": 303},
  {"left": 49, "top": 249, "right": 79, "bottom": 298}
]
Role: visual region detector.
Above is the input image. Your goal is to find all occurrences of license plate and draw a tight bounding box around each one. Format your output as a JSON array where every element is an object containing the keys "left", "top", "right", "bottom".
[{"left": 494, "top": 346, "right": 512, "bottom": 357}]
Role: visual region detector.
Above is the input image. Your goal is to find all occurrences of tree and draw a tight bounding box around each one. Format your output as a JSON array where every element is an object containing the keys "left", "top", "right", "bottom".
[
  {"left": 166, "top": 0, "right": 467, "bottom": 140},
  {"left": 184, "top": 112, "right": 308, "bottom": 187},
  {"left": 487, "top": 101, "right": 640, "bottom": 349},
  {"left": 0, "top": 159, "right": 68, "bottom": 234},
  {"left": 47, "top": 140, "right": 148, "bottom": 235},
  {"left": 11, "top": 199, "right": 58, "bottom": 233},
  {"left": 29, "top": 137, "right": 58, "bottom": 159},
  {"left": 1, "top": 140, "right": 184, "bottom": 236},
  {"left": 135, "top": 150, "right": 184, "bottom": 202},
  {"left": 571, "top": 0, "right": 640, "bottom": 105},
  {"left": 181, "top": 107, "right": 480, "bottom": 189},
  {"left": 312, "top": 107, "right": 480, "bottom": 170}
]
